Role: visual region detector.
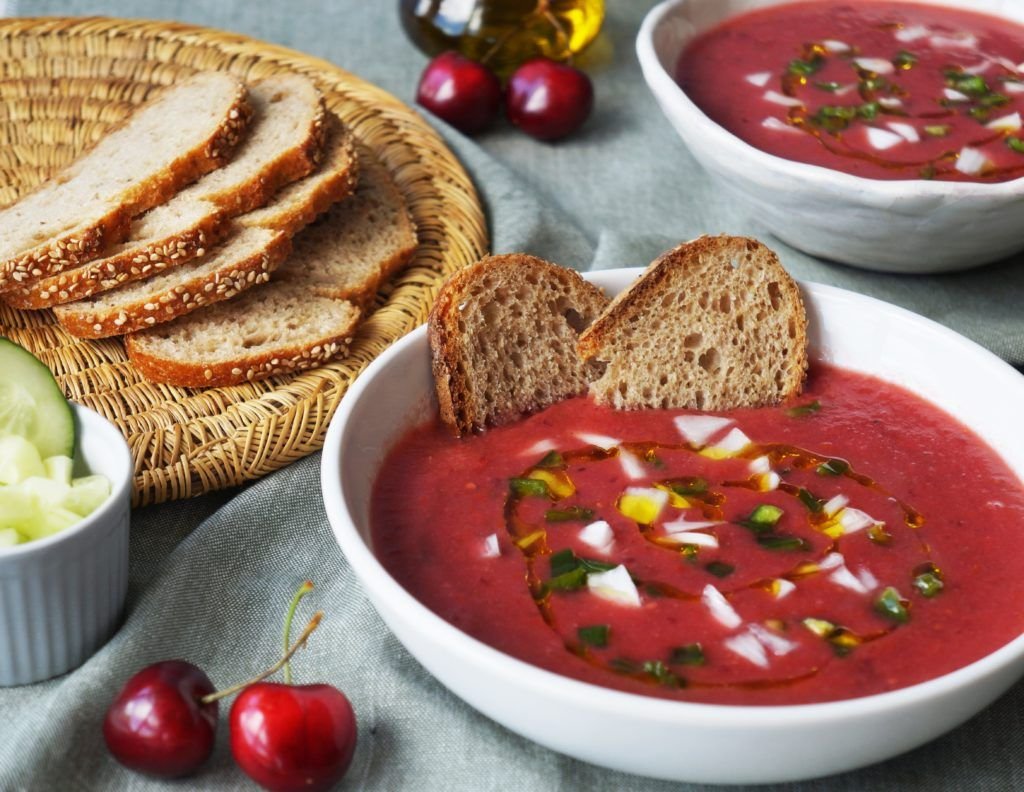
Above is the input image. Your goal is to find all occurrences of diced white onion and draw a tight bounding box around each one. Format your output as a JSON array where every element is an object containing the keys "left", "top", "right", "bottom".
[
  {"left": 823, "top": 494, "right": 849, "bottom": 517},
  {"left": 759, "top": 472, "right": 781, "bottom": 491},
  {"left": 887, "top": 121, "right": 920, "bottom": 142},
  {"left": 748, "top": 623, "right": 798, "bottom": 656},
  {"left": 579, "top": 520, "right": 614, "bottom": 553},
  {"left": 857, "top": 567, "right": 879, "bottom": 592},
  {"left": 663, "top": 517, "right": 720, "bottom": 536},
  {"left": 955, "top": 146, "right": 991, "bottom": 176},
  {"left": 773, "top": 578, "right": 796, "bottom": 599},
  {"left": 482, "top": 533, "right": 500, "bottom": 558},
  {"left": 833, "top": 84, "right": 858, "bottom": 96},
  {"left": 761, "top": 116, "right": 802, "bottom": 134},
  {"left": 666, "top": 531, "right": 719, "bottom": 548},
  {"left": 702, "top": 584, "right": 742, "bottom": 629},
  {"left": 895, "top": 24, "right": 930, "bottom": 43},
  {"left": 838, "top": 508, "right": 879, "bottom": 534},
  {"left": 576, "top": 432, "right": 621, "bottom": 449},
  {"left": 987, "top": 112, "right": 1022, "bottom": 132},
  {"left": 522, "top": 439, "right": 556, "bottom": 456},
  {"left": 878, "top": 96, "right": 904, "bottom": 109},
  {"left": 930, "top": 33, "right": 979, "bottom": 50},
  {"left": 830, "top": 565, "right": 871, "bottom": 593},
  {"left": 992, "top": 56, "right": 1021, "bottom": 73},
  {"left": 822, "top": 39, "right": 851, "bottom": 54},
  {"left": 673, "top": 415, "right": 733, "bottom": 446},
  {"left": 749, "top": 456, "right": 771, "bottom": 475},
  {"left": 724, "top": 633, "right": 769, "bottom": 668},
  {"left": 623, "top": 486, "right": 669, "bottom": 508},
  {"left": 746, "top": 71, "right": 772, "bottom": 87},
  {"left": 963, "top": 60, "right": 992, "bottom": 75},
  {"left": 944, "top": 88, "right": 970, "bottom": 102},
  {"left": 818, "top": 552, "right": 845, "bottom": 571},
  {"left": 1005, "top": 82, "right": 1024, "bottom": 94},
  {"left": 854, "top": 57, "right": 895, "bottom": 75},
  {"left": 866, "top": 127, "right": 905, "bottom": 151},
  {"left": 587, "top": 565, "right": 641, "bottom": 607},
  {"left": 764, "top": 90, "right": 804, "bottom": 108},
  {"left": 618, "top": 449, "right": 647, "bottom": 481},
  {"left": 707, "top": 427, "right": 751, "bottom": 456}
]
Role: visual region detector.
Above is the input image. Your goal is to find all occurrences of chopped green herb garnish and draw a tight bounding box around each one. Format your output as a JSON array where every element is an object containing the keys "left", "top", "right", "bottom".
[
  {"left": 924, "top": 124, "right": 951, "bottom": 137},
  {"left": 663, "top": 477, "right": 708, "bottom": 496},
  {"left": 680, "top": 544, "right": 700, "bottom": 562},
  {"left": 786, "top": 400, "right": 822, "bottom": 417},
  {"left": 816, "top": 458, "right": 849, "bottom": 476},
  {"left": 510, "top": 477, "right": 550, "bottom": 498},
  {"left": 814, "top": 81, "right": 843, "bottom": 92},
  {"left": 969, "top": 106, "right": 991, "bottom": 122},
  {"left": 536, "top": 450, "right": 565, "bottom": 468},
  {"left": 1007, "top": 137, "right": 1024, "bottom": 154},
  {"left": 547, "top": 567, "right": 587, "bottom": 591},
  {"left": 739, "top": 503, "right": 784, "bottom": 533},
  {"left": 858, "top": 101, "right": 880, "bottom": 121},
  {"left": 757, "top": 534, "right": 811, "bottom": 551},
  {"left": 797, "top": 488, "right": 825, "bottom": 513},
  {"left": 609, "top": 657, "right": 641, "bottom": 674},
  {"left": 580, "top": 557, "right": 618, "bottom": 574},
  {"left": 705, "top": 561, "right": 735, "bottom": 578},
  {"left": 578, "top": 624, "right": 610, "bottom": 648},
  {"left": 874, "top": 586, "right": 910, "bottom": 623},
  {"left": 788, "top": 56, "right": 824, "bottom": 77},
  {"left": 642, "top": 659, "right": 681, "bottom": 687},
  {"left": 860, "top": 76, "right": 890, "bottom": 93},
  {"left": 980, "top": 92, "right": 1009, "bottom": 107},
  {"left": 944, "top": 70, "right": 990, "bottom": 97},
  {"left": 669, "top": 643, "right": 706, "bottom": 666},
  {"left": 550, "top": 548, "right": 579, "bottom": 577},
  {"left": 893, "top": 50, "right": 918, "bottom": 70},
  {"left": 913, "top": 572, "right": 944, "bottom": 598},
  {"left": 545, "top": 506, "right": 595, "bottom": 523}
]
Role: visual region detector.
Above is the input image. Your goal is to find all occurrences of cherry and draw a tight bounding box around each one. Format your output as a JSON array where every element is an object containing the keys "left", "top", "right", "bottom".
[
  {"left": 230, "top": 682, "right": 357, "bottom": 792},
  {"left": 103, "top": 660, "right": 218, "bottom": 778},
  {"left": 506, "top": 58, "right": 594, "bottom": 141},
  {"left": 416, "top": 50, "right": 502, "bottom": 135}
]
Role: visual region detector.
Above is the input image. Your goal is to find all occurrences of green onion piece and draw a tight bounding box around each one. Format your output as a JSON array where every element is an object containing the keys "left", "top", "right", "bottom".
[
  {"left": 874, "top": 586, "right": 910, "bottom": 623},
  {"left": 757, "top": 534, "right": 811, "bottom": 551},
  {"left": 788, "top": 56, "right": 823, "bottom": 77},
  {"left": 924, "top": 124, "right": 951, "bottom": 137},
  {"left": 797, "top": 488, "right": 825, "bottom": 513},
  {"left": 893, "top": 50, "right": 918, "bottom": 69},
  {"left": 536, "top": 450, "right": 565, "bottom": 468},
  {"left": 814, "top": 81, "right": 842, "bottom": 92},
  {"left": 969, "top": 106, "right": 991, "bottom": 122},
  {"left": 817, "top": 458, "right": 850, "bottom": 476},
  {"left": 609, "top": 657, "right": 641, "bottom": 674},
  {"left": 858, "top": 102, "right": 880, "bottom": 121},
  {"left": 664, "top": 477, "right": 708, "bottom": 496},
  {"left": 669, "top": 643, "right": 706, "bottom": 666},
  {"left": 1007, "top": 137, "right": 1024, "bottom": 154},
  {"left": 680, "top": 544, "right": 700, "bottom": 562},
  {"left": 705, "top": 561, "right": 735, "bottom": 578},
  {"left": 913, "top": 572, "right": 944, "bottom": 598},
  {"left": 550, "top": 548, "right": 579, "bottom": 577},
  {"left": 510, "top": 477, "right": 551, "bottom": 498},
  {"left": 642, "top": 659, "right": 681, "bottom": 687},
  {"left": 547, "top": 549, "right": 616, "bottom": 591},
  {"left": 547, "top": 567, "right": 587, "bottom": 591},
  {"left": 544, "top": 506, "right": 595, "bottom": 523},
  {"left": 580, "top": 557, "right": 618, "bottom": 574},
  {"left": 944, "top": 71, "right": 989, "bottom": 96},
  {"left": 741, "top": 503, "right": 784, "bottom": 531},
  {"left": 786, "top": 400, "right": 822, "bottom": 417},
  {"left": 860, "top": 76, "right": 889, "bottom": 93},
  {"left": 578, "top": 624, "right": 610, "bottom": 648},
  {"left": 980, "top": 92, "right": 1009, "bottom": 107}
]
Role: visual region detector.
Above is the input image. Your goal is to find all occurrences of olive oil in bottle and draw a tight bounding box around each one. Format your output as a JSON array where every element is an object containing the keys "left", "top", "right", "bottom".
[{"left": 400, "top": 0, "right": 604, "bottom": 75}]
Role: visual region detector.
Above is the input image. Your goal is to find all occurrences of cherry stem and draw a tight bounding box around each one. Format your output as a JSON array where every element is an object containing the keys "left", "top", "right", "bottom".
[
  {"left": 283, "top": 580, "right": 314, "bottom": 685},
  {"left": 199, "top": 612, "right": 323, "bottom": 705}
]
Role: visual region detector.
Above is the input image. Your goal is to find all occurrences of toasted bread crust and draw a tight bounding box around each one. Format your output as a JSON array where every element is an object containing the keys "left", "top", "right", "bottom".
[
  {"left": 428, "top": 254, "right": 609, "bottom": 436},
  {"left": 578, "top": 235, "right": 808, "bottom": 410},
  {"left": 0, "top": 78, "right": 251, "bottom": 292}
]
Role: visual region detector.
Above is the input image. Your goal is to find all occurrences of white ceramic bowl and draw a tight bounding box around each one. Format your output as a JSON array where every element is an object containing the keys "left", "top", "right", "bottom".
[
  {"left": 322, "top": 270, "right": 1024, "bottom": 784},
  {"left": 0, "top": 403, "right": 132, "bottom": 686},
  {"left": 637, "top": 0, "right": 1024, "bottom": 273}
]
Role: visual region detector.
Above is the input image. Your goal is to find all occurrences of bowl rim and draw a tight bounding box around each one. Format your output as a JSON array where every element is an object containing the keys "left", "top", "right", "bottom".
[
  {"left": 322, "top": 269, "right": 1024, "bottom": 728},
  {"left": 636, "top": 0, "right": 1024, "bottom": 197},
  {"left": 0, "top": 402, "right": 132, "bottom": 562}
]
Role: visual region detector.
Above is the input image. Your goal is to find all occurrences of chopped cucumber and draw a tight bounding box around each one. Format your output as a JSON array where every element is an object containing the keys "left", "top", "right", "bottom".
[
  {"left": 0, "top": 486, "right": 36, "bottom": 527},
  {"left": 0, "top": 528, "right": 22, "bottom": 547},
  {"left": 0, "top": 436, "right": 46, "bottom": 485},
  {"left": 24, "top": 506, "right": 82, "bottom": 541},
  {"left": 0, "top": 338, "right": 74, "bottom": 459},
  {"left": 19, "top": 475, "right": 70, "bottom": 507},
  {"left": 44, "top": 455, "right": 74, "bottom": 486},
  {"left": 63, "top": 475, "right": 111, "bottom": 516}
]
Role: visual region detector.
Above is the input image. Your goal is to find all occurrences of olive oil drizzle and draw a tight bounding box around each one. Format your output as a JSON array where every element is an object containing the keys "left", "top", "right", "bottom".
[{"left": 503, "top": 435, "right": 933, "bottom": 692}]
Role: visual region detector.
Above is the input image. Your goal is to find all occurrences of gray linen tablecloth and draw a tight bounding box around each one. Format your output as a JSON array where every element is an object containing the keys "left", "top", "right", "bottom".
[{"left": 2, "top": 1, "right": 1023, "bottom": 790}]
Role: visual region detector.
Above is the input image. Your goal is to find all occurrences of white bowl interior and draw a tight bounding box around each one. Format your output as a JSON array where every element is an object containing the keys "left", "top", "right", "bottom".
[{"left": 324, "top": 270, "right": 1024, "bottom": 783}]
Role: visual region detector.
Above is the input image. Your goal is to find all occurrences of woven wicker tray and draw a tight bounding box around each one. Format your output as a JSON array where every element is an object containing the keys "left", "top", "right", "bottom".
[{"left": 0, "top": 17, "right": 488, "bottom": 506}]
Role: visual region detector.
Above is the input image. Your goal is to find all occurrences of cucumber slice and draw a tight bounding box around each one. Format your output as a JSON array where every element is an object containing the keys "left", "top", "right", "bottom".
[
  {"left": 63, "top": 475, "right": 111, "bottom": 516},
  {"left": 0, "top": 338, "right": 74, "bottom": 459},
  {"left": 0, "top": 436, "right": 46, "bottom": 485}
]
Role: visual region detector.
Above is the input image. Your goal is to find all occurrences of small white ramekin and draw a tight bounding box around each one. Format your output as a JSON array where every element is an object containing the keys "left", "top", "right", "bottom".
[
  {"left": 0, "top": 403, "right": 132, "bottom": 686},
  {"left": 637, "top": 0, "right": 1024, "bottom": 273}
]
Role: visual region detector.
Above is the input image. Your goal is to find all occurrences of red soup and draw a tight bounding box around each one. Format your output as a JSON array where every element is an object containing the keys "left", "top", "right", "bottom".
[
  {"left": 371, "top": 364, "right": 1024, "bottom": 705},
  {"left": 676, "top": 1, "right": 1024, "bottom": 181}
]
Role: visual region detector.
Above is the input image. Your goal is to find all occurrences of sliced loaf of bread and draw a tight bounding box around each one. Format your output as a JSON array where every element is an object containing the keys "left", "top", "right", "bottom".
[
  {"left": 429, "top": 254, "right": 609, "bottom": 436},
  {"left": 577, "top": 235, "right": 808, "bottom": 411},
  {"left": 0, "top": 72, "right": 250, "bottom": 291},
  {"left": 5, "top": 74, "right": 330, "bottom": 309},
  {"left": 124, "top": 149, "right": 416, "bottom": 387}
]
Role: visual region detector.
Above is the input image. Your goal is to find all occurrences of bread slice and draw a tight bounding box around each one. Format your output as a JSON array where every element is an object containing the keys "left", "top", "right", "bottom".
[
  {"left": 0, "top": 72, "right": 250, "bottom": 291},
  {"left": 125, "top": 282, "right": 361, "bottom": 387},
  {"left": 53, "top": 227, "right": 291, "bottom": 338},
  {"left": 4, "top": 74, "right": 329, "bottom": 309},
  {"left": 577, "top": 235, "right": 808, "bottom": 411},
  {"left": 429, "top": 254, "right": 609, "bottom": 436},
  {"left": 273, "top": 147, "right": 416, "bottom": 303},
  {"left": 124, "top": 148, "right": 416, "bottom": 388}
]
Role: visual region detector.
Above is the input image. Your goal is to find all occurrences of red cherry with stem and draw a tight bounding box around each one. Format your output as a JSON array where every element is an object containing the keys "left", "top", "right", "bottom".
[
  {"left": 416, "top": 50, "right": 502, "bottom": 135},
  {"left": 103, "top": 660, "right": 218, "bottom": 778},
  {"left": 230, "top": 582, "right": 358, "bottom": 792},
  {"left": 506, "top": 57, "right": 594, "bottom": 141}
]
